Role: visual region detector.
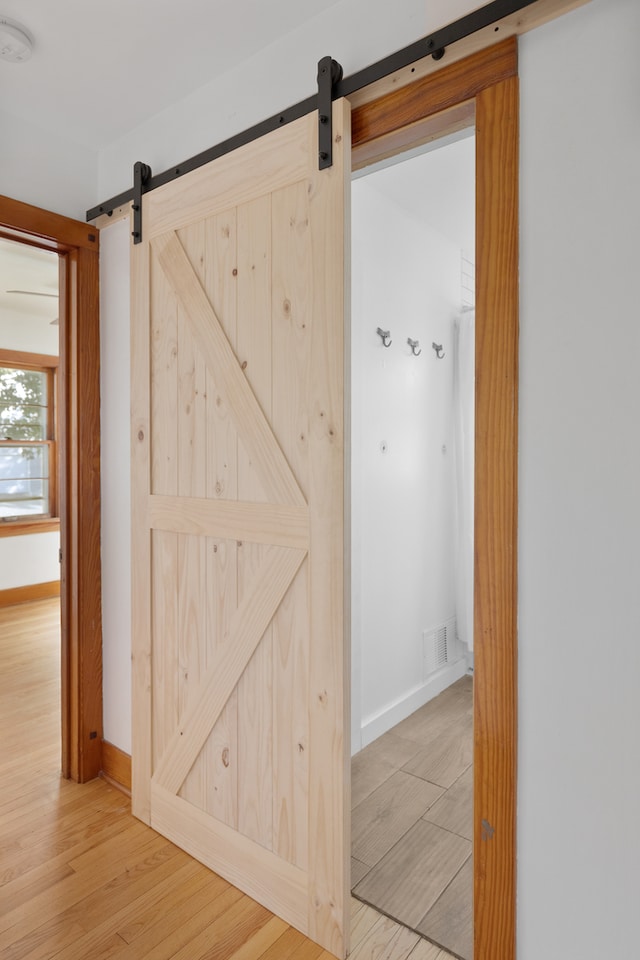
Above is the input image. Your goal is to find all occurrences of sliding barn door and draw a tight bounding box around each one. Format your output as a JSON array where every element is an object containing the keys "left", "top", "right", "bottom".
[{"left": 130, "top": 101, "right": 350, "bottom": 958}]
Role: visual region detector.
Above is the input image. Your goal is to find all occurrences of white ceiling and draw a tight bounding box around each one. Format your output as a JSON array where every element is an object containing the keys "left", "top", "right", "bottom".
[{"left": 0, "top": 0, "right": 343, "bottom": 149}]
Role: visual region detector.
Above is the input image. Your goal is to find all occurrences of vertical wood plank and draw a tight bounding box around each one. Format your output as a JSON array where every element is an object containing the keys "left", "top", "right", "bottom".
[
  {"left": 204, "top": 209, "right": 239, "bottom": 503},
  {"left": 307, "top": 100, "right": 351, "bottom": 958},
  {"left": 236, "top": 195, "right": 274, "bottom": 849},
  {"left": 177, "top": 222, "right": 207, "bottom": 500},
  {"left": 149, "top": 238, "right": 179, "bottom": 792},
  {"left": 205, "top": 536, "right": 239, "bottom": 825},
  {"left": 177, "top": 532, "right": 207, "bottom": 808},
  {"left": 271, "top": 565, "right": 310, "bottom": 868},
  {"left": 236, "top": 195, "right": 272, "bottom": 504},
  {"left": 474, "top": 75, "right": 518, "bottom": 960},
  {"left": 131, "top": 236, "right": 152, "bottom": 821},
  {"left": 150, "top": 243, "right": 178, "bottom": 497},
  {"left": 151, "top": 530, "right": 179, "bottom": 771},
  {"left": 176, "top": 223, "right": 208, "bottom": 808},
  {"left": 271, "top": 181, "right": 312, "bottom": 870},
  {"left": 204, "top": 210, "right": 239, "bottom": 826}
]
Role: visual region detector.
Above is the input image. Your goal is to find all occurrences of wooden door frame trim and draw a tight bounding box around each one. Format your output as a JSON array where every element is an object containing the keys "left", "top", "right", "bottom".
[
  {"left": 0, "top": 195, "right": 103, "bottom": 783},
  {"left": 350, "top": 37, "right": 518, "bottom": 960}
]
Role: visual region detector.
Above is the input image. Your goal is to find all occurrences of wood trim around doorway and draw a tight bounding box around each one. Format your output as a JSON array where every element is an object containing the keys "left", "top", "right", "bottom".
[
  {"left": 350, "top": 37, "right": 519, "bottom": 960},
  {"left": 0, "top": 195, "right": 103, "bottom": 783}
]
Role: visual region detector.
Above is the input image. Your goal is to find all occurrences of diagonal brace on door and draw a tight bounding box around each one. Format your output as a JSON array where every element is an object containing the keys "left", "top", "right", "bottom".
[
  {"left": 151, "top": 543, "right": 307, "bottom": 795},
  {"left": 153, "top": 231, "right": 307, "bottom": 508}
]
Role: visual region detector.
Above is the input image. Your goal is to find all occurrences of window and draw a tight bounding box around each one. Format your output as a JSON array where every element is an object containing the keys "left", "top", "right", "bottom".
[{"left": 0, "top": 350, "right": 58, "bottom": 530}]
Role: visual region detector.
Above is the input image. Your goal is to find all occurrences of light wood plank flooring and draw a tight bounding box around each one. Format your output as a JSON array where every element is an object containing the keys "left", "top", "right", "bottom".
[
  {"left": 0, "top": 599, "right": 457, "bottom": 960},
  {"left": 352, "top": 678, "right": 473, "bottom": 960}
]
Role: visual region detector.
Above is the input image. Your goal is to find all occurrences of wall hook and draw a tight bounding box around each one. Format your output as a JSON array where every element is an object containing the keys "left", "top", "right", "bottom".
[
  {"left": 407, "top": 337, "right": 422, "bottom": 357},
  {"left": 432, "top": 342, "right": 445, "bottom": 359},
  {"left": 377, "top": 327, "right": 392, "bottom": 348}
]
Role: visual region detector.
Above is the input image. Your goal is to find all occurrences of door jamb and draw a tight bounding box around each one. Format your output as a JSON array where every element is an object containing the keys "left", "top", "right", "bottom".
[
  {"left": 349, "top": 37, "right": 519, "bottom": 960},
  {"left": 0, "top": 195, "right": 103, "bottom": 783}
]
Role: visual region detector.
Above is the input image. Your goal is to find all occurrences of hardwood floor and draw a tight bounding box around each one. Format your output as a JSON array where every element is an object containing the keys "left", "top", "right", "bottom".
[
  {"left": 352, "top": 678, "right": 473, "bottom": 960},
  {"left": 0, "top": 599, "right": 457, "bottom": 960}
]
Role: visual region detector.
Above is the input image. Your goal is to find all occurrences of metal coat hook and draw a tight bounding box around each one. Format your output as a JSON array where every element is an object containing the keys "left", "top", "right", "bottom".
[
  {"left": 407, "top": 337, "right": 422, "bottom": 357},
  {"left": 377, "top": 327, "right": 392, "bottom": 348},
  {"left": 432, "top": 342, "right": 445, "bottom": 359}
]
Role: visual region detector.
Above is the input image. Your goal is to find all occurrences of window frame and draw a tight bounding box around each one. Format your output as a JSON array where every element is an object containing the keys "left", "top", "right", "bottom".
[{"left": 0, "top": 347, "right": 59, "bottom": 537}]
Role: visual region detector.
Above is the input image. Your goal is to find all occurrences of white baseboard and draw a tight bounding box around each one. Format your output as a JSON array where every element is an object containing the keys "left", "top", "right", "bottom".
[{"left": 356, "top": 658, "right": 468, "bottom": 753}]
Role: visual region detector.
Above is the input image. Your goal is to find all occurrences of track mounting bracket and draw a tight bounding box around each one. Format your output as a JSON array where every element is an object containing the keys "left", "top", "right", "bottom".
[
  {"left": 131, "top": 161, "right": 152, "bottom": 244},
  {"left": 317, "top": 56, "right": 343, "bottom": 170}
]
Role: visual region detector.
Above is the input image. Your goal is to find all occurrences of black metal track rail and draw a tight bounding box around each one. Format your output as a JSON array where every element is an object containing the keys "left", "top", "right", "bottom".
[{"left": 86, "top": 0, "right": 536, "bottom": 223}]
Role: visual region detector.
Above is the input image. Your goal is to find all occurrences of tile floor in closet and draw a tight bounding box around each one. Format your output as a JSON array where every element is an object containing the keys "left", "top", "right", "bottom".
[{"left": 351, "top": 676, "right": 473, "bottom": 960}]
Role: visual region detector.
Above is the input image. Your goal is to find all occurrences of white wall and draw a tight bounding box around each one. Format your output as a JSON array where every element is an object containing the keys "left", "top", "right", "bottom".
[
  {"left": 351, "top": 176, "right": 466, "bottom": 750},
  {"left": 0, "top": 109, "right": 97, "bottom": 221},
  {"left": 99, "top": 218, "right": 132, "bottom": 753},
  {"left": 517, "top": 0, "right": 640, "bottom": 955},
  {"left": 0, "top": 531, "right": 60, "bottom": 590}
]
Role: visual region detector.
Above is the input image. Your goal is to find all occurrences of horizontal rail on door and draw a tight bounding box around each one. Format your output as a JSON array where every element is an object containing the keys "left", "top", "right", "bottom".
[{"left": 86, "top": 0, "right": 536, "bottom": 224}]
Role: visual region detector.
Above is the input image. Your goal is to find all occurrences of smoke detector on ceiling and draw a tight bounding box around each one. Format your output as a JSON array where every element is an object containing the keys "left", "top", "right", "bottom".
[{"left": 0, "top": 17, "right": 33, "bottom": 63}]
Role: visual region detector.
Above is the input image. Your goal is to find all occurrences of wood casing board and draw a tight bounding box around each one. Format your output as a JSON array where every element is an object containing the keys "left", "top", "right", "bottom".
[{"left": 473, "top": 75, "right": 519, "bottom": 960}]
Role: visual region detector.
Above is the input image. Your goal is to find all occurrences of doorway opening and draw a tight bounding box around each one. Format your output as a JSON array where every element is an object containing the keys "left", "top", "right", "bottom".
[
  {"left": 350, "top": 130, "right": 475, "bottom": 959},
  {"left": 0, "top": 233, "right": 62, "bottom": 774},
  {"left": 0, "top": 194, "right": 102, "bottom": 784}
]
